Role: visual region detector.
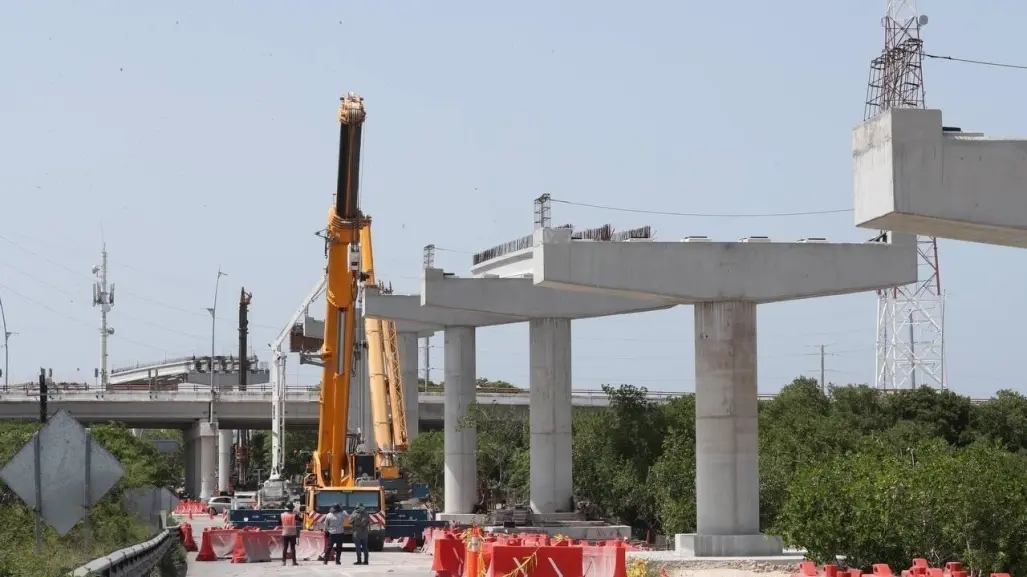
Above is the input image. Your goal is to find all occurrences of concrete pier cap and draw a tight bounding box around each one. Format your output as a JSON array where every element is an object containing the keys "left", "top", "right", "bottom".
[
  {"left": 530, "top": 227, "right": 917, "bottom": 557},
  {"left": 420, "top": 253, "right": 676, "bottom": 517},
  {"left": 854, "top": 107, "right": 1027, "bottom": 247}
]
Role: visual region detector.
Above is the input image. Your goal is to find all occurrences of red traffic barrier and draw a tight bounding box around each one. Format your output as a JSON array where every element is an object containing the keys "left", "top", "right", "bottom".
[{"left": 178, "top": 523, "right": 197, "bottom": 552}]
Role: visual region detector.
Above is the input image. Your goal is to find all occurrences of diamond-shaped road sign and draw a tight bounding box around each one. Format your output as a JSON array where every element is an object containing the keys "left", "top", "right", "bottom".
[{"left": 0, "top": 409, "right": 124, "bottom": 535}]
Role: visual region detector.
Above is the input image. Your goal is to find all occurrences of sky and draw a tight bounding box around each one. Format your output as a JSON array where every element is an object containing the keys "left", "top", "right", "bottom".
[{"left": 1, "top": 0, "right": 1025, "bottom": 399}]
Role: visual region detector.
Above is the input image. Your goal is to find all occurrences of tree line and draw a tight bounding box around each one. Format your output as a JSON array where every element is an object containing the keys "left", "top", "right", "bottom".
[{"left": 396, "top": 378, "right": 1027, "bottom": 575}]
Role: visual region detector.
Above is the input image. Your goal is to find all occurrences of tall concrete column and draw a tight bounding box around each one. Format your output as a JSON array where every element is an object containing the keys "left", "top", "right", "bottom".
[
  {"left": 218, "top": 429, "right": 233, "bottom": 494},
  {"left": 443, "top": 326, "right": 477, "bottom": 514},
  {"left": 190, "top": 421, "right": 218, "bottom": 501},
  {"left": 398, "top": 331, "right": 420, "bottom": 443},
  {"left": 694, "top": 301, "right": 759, "bottom": 536},
  {"left": 528, "top": 318, "right": 573, "bottom": 514},
  {"left": 184, "top": 438, "right": 197, "bottom": 497}
]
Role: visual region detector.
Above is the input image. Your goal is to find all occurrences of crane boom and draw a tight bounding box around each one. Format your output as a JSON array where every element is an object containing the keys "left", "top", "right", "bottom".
[
  {"left": 268, "top": 275, "right": 326, "bottom": 481},
  {"left": 312, "top": 93, "right": 367, "bottom": 489}
]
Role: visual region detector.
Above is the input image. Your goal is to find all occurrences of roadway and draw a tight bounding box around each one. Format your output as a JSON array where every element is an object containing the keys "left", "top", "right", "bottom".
[{"left": 181, "top": 515, "right": 433, "bottom": 577}]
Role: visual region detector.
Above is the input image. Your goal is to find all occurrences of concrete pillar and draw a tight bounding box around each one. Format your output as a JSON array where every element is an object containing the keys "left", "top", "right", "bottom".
[
  {"left": 694, "top": 301, "right": 759, "bottom": 536},
  {"left": 398, "top": 331, "right": 420, "bottom": 443},
  {"left": 443, "top": 326, "right": 477, "bottom": 514},
  {"left": 218, "top": 429, "right": 233, "bottom": 494},
  {"left": 183, "top": 438, "right": 196, "bottom": 497},
  {"left": 189, "top": 420, "right": 218, "bottom": 501},
  {"left": 528, "top": 318, "right": 573, "bottom": 514}
]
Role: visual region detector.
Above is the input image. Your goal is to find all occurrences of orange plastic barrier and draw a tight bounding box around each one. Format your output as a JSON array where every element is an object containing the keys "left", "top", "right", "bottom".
[
  {"left": 581, "top": 545, "right": 625, "bottom": 577},
  {"left": 194, "top": 529, "right": 219, "bottom": 562},
  {"left": 178, "top": 523, "right": 197, "bottom": 552},
  {"left": 432, "top": 534, "right": 467, "bottom": 577},
  {"left": 231, "top": 528, "right": 273, "bottom": 563},
  {"left": 794, "top": 560, "right": 1004, "bottom": 577},
  {"left": 297, "top": 530, "right": 327, "bottom": 561},
  {"left": 487, "top": 545, "right": 584, "bottom": 577}
]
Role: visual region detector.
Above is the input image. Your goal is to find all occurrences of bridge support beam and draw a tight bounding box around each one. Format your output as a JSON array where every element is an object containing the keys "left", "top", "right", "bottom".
[
  {"left": 444, "top": 326, "right": 477, "bottom": 515},
  {"left": 529, "top": 318, "right": 573, "bottom": 514}
]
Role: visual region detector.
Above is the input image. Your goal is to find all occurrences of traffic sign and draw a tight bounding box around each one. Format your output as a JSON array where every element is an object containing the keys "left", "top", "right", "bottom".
[{"left": 0, "top": 409, "right": 124, "bottom": 536}]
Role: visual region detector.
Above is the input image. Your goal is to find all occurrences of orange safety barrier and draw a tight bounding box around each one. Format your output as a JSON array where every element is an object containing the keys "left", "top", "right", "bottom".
[
  {"left": 231, "top": 528, "right": 273, "bottom": 563},
  {"left": 433, "top": 533, "right": 467, "bottom": 577},
  {"left": 195, "top": 528, "right": 237, "bottom": 561},
  {"left": 297, "top": 530, "right": 327, "bottom": 561},
  {"left": 178, "top": 523, "right": 197, "bottom": 552},
  {"left": 791, "top": 560, "right": 1016, "bottom": 577},
  {"left": 487, "top": 545, "right": 584, "bottom": 577},
  {"left": 194, "top": 529, "right": 219, "bottom": 562},
  {"left": 582, "top": 545, "right": 625, "bottom": 577}
]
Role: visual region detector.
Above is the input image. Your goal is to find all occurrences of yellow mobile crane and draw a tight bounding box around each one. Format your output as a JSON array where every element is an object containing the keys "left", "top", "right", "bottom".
[
  {"left": 361, "top": 236, "right": 410, "bottom": 480},
  {"left": 302, "top": 92, "right": 386, "bottom": 551}
]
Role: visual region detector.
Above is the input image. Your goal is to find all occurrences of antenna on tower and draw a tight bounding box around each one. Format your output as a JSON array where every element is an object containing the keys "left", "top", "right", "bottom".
[
  {"left": 865, "top": 0, "right": 945, "bottom": 391},
  {"left": 92, "top": 244, "right": 115, "bottom": 390}
]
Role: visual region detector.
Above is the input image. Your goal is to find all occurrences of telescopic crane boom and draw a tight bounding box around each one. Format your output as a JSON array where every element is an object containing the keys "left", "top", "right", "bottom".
[{"left": 311, "top": 92, "right": 368, "bottom": 489}]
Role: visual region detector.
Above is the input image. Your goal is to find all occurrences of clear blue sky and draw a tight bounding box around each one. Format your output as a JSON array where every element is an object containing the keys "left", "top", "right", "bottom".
[{"left": 1, "top": 1, "right": 1024, "bottom": 398}]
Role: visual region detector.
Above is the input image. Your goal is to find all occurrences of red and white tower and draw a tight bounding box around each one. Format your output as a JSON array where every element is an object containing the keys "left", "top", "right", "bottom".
[{"left": 865, "top": 0, "right": 946, "bottom": 390}]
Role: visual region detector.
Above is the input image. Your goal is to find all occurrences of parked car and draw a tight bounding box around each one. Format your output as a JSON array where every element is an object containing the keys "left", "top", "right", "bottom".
[{"left": 206, "top": 495, "right": 232, "bottom": 515}]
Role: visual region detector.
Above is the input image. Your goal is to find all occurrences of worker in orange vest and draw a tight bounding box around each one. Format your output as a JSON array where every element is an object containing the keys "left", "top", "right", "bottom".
[{"left": 280, "top": 503, "right": 301, "bottom": 566}]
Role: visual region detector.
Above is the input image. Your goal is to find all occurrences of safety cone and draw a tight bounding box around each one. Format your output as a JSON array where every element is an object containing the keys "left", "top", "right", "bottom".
[{"left": 463, "top": 526, "right": 480, "bottom": 577}]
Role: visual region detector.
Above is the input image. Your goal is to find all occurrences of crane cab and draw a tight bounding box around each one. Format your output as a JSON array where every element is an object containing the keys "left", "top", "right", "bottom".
[{"left": 304, "top": 486, "right": 387, "bottom": 551}]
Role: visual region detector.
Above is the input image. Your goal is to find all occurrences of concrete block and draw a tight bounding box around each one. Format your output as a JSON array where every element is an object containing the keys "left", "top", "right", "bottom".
[
  {"left": 674, "top": 533, "right": 784, "bottom": 557},
  {"left": 853, "top": 108, "right": 1027, "bottom": 247}
]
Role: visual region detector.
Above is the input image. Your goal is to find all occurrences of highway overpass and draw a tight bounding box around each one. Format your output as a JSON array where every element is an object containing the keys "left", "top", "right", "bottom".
[{"left": 0, "top": 385, "right": 686, "bottom": 431}]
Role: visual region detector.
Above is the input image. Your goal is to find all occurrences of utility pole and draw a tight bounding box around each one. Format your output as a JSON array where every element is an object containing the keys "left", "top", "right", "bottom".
[
  {"left": 91, "top": 245, "right": 115, "bottom": 390},
  {"left": 205, "top": 267, "right": 227, "bottom": 420},
  {"left": 237, "top": 288, "right": 251, "bottom": 484},
  {"left": 820, "top": 344, "right": 826, "bottom": 394},
  {"left": 421, "top": 245, "right": 435, "bottom": 388}
]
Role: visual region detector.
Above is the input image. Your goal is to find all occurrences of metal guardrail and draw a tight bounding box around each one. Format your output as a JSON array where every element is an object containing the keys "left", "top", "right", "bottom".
[{"left": 70, "top": 528, "right": 174, "bottom": 577}]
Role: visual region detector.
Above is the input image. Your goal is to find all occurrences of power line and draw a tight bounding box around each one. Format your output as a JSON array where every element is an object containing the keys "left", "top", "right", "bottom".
[
  {"left": 0, "top": 259, "right": 207, "bottom": 340},
  {"left": 0, "top": 233, "right": 279, "bottom": 330},
  {"left": 925, "top": 53, "right": 1027, "bottom": 71},
  {"left": 0, "top": 284, "right": 167, "bottom": 354},
  {"left": 549, "top": 197, "right": 852, "bottom": 218}
]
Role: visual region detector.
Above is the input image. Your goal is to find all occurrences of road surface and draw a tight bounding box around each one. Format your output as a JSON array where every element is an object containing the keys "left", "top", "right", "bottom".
[{"left": 179, "top": 515, "right": 433, "bottom": 577}]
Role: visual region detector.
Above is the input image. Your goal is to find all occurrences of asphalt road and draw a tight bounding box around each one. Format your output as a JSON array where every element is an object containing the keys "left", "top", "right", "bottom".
[{"left": 178, "top": 514, "right": 433, "bottom": 577}]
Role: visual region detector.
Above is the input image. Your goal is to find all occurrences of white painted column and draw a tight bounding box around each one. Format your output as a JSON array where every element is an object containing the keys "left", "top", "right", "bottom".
[
  {"left": 529, "top": 318, "right": 573, "bottom": 514},
  {"left": 192, "top": 421, "right": 218, "bottom": 501},
  {"left": 218, "top": 429, "right": 233, "bottom": 494},
  {"left": 443, "top": 326, "right": 477, "bottom": 514},
  {"left": 694, "top": 301, "right": 759, "bottom": 536},
  {"left": 398, "top": 331, "right": 420, "bottom": 443}
]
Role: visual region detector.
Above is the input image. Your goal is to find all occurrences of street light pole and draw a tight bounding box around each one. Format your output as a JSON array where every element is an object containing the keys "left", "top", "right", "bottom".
[{"left": 206, "top": 267, "right": 227, "bottom": 422}]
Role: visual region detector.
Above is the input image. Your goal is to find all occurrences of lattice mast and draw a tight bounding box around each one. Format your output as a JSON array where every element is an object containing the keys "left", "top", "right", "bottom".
[{"left": 865, "top": 0, "right": 945, "bottom": 390}]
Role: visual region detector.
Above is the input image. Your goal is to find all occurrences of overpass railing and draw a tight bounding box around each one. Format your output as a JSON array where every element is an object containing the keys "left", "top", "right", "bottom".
[{"left": 70, "top": 528, "right": 174, "bottom": 577}]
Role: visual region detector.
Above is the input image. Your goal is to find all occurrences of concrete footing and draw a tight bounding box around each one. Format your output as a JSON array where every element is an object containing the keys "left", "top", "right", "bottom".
[{"left": 674, "top": 534, "right": 784, "bottom": 557}]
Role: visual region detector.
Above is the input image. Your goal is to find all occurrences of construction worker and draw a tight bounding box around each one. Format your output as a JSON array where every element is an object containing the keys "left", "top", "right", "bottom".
[
  {"left": 350, "top": 504, "right": 371, "bottom": 565},
  {"left": 280, "top": 503, "right": 300, "bottom": 566},
  {"left": 322, "top": 504, "right": 347, "bottom": 565}
]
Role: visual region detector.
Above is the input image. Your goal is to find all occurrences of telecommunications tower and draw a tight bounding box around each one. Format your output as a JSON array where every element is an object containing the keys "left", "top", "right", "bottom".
[
  {"left": 865, "top": 0, "right": 945, "bottom": 390},
  {"left": 92, "top": 245, "right": 116, "bottom": 389}
]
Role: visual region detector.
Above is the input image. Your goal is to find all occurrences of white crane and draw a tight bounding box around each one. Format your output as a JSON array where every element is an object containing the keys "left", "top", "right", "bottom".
[{"left": 268, "top": 275, "right": 326, "bottom": 481}]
